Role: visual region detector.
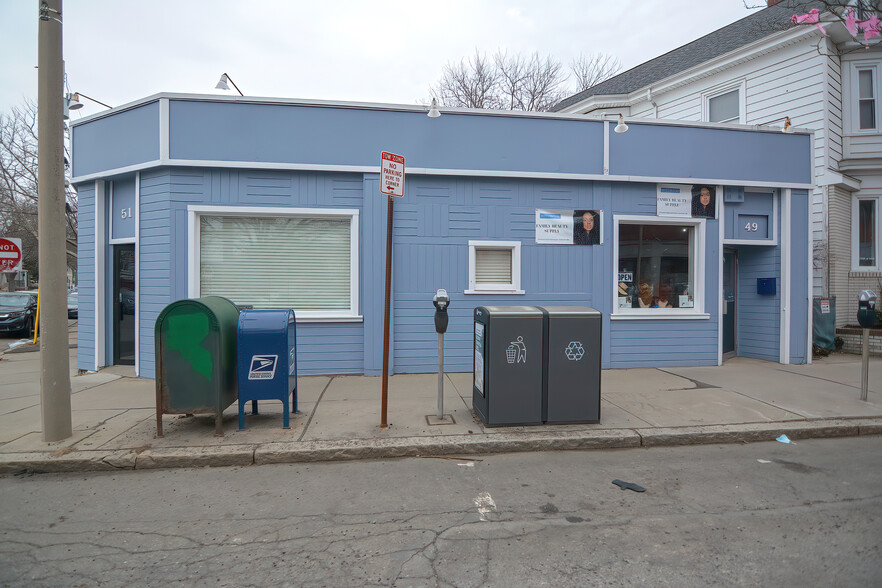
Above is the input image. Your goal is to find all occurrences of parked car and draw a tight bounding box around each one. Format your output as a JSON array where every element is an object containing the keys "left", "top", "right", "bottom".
[
  {"left": 68, "top": 292, "right": 78, "bottom": 318},
  {"left": 0, "top": 292, "right": 38, "bottom": 337}
]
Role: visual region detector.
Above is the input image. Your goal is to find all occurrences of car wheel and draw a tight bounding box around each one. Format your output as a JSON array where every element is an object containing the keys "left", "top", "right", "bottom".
[{"left": 24, "top": 317, "right": 34, "bottom": 339}]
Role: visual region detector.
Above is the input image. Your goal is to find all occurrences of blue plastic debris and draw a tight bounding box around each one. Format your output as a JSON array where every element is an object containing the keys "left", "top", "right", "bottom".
[{"left": 776, "top": 434, "right": 792, "bottom": 444}]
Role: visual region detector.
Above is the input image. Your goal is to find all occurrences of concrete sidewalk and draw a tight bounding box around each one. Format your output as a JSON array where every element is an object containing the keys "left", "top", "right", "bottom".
[{"left": 1, "top": 326, "right": 880, "bottom": 473}]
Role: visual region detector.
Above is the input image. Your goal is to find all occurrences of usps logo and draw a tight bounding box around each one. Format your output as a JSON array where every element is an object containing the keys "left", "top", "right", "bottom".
[{"left": 248, "top": 355, "right": 278, "bottom": 380}]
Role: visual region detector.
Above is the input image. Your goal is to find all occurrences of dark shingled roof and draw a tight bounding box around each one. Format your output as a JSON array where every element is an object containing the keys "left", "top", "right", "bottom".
[{"left": 553, "top": 1, "right": 826, "bottom": 112}]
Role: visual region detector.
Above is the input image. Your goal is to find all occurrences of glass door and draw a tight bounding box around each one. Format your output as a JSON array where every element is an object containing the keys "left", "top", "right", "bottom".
[
  {"left": 113, "top": 244, "right": 135, "bottom": 365},
  {"left": 722, "top": 249, "right": 737, "bottom": 358}
]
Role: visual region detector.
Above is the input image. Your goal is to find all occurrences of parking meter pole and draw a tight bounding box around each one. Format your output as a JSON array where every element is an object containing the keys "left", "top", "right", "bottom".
[
  {"left": 380, "top": 195, "right": 394, "bottom": 429},
  {"left": 861, "top": 329, "right": 869, "bottom": 402},
  {"left": 437, "top": 333, "right": 444, "bottom": 419}
]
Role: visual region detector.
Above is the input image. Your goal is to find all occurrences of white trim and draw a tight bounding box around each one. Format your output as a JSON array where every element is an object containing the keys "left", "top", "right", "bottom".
[
  {"left": 702, "top": 80, "right": 746, "bottom": 125},
  {"left": 612, "top": 214, "right": 707, "bottom": 318},
  {"left": 780, "top": 189, "right": 792, "bottom": 364},
  {"left": 71, "top": 161, "right": 160, "bottom": 184},
  {"left": 159, "top": 98, "right": 169, "bottom": 163},
  {"left": 187, "top": 204, "right": 361, "bottom": 319},
  {"left": 807, "top": 188, "right": 813, "bottom": 365},
  {"left": 852, "top": 194, "right": 882, "bottom": 271},
  {"left": 72, "top": 159, "right": 814, "bottom": 191},
  {"left": 849, "top": 61, "right": 881, "bottom": 134},
  {"left": 466, "top": 240, "right": 524, "bottom": 295},
  {"left": 611, "top": 313, "right": 711, "bottom": 321},
  {"left": 134, "top": 172, "right": 140, "bottom": 376},
  {"left": 94, "top": 180, "right": 106, "bottom": 370}
]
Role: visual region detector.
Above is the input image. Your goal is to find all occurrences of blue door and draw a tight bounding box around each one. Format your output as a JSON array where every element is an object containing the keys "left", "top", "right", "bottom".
[{"left": 723, "top": 249, "right": 736, "bottom": 357}]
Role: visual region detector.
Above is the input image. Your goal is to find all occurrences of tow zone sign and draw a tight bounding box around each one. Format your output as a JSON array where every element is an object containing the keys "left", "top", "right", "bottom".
[{"left": 380, "top": 151, "right": 405, "bottom": 197}]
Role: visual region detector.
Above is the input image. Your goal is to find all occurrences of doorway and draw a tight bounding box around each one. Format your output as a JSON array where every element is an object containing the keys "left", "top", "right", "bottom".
[
  {"left": 722, "top": 249, "right": 737, "bottom": 359},
  {"left": 113, "top": 244, "right": 135, "bottom": 366}
]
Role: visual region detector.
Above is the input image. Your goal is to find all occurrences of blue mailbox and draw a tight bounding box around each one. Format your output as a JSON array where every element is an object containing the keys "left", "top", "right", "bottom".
[{"left": 236, "top": 309, "right": 298, "bottom": 430}]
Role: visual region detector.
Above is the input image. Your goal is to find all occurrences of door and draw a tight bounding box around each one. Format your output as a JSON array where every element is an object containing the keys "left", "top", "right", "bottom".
[
  {"left": 722, "top": 249, "right": 737, "bottom": 358},
  {"left": 113, "top": 244, "right": 135, "bottom": 366}
]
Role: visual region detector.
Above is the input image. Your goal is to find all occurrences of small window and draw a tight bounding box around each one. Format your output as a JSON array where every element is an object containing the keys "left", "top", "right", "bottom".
[
  {"left": 858, "top": 69, "right": 876, "bottom": 130},
  {"left": 859, "top": 199, "right": 877, "bottom": 267},
  {"left": 708, "top": 89, "right": 740, "bottom": 124},
  {"left": 467, "top": 241, "right": 523, "bottom": 294}
]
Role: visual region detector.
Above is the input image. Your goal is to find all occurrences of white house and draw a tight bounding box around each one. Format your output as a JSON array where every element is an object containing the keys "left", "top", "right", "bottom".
[{"left": 555, "top": 0, "right": 882, "bottom": 330}]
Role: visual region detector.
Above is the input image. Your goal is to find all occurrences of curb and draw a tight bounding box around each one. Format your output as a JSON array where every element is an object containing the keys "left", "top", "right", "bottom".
[{"left": 1, "top": 418, "right": 881, "bottom": 475}]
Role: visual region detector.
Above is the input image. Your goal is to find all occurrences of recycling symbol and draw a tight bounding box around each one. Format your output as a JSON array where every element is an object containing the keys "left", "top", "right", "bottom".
[{"left": 565, "top": 341, "right": 585, "bottom": 361}]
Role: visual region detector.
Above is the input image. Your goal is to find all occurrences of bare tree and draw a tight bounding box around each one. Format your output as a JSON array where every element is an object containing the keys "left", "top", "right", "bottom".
[
  {"left": 0, "top": 99, "right": 77, "bottom": 280},
  {"left": 429, "top": 50, "right": 621, "bottom": 112},
  {"left": 571, "top": 53, "right": 623, "bottom": 93}
]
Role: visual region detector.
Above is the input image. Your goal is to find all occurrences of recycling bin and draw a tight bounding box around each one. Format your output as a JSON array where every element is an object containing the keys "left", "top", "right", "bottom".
[
  {"left": 473, "top": 306, "right": 544, "bottom": 426},
  {"left": 236, "top": 308, "right": 298, "bottom": 430},
  {"left": 538, "top": 306, "right": 601, "bottom": 424},
  {"left": 155, "top": 296, "right": 239, "bottom": 437}
]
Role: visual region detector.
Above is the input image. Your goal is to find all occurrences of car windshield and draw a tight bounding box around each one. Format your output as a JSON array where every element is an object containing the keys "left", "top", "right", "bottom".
[
  {"left": 68, "top": 293, "right": 78, "bottom": 304},
  {"left": 0, "top": 294, "right": 32, "bottom": 306}
]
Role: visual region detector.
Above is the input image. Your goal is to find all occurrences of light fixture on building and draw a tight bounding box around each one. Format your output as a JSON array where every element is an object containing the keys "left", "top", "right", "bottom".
[
  {"left": 614, "top": 114, "right": 629, "bottom": 134},
  {"left": 215, "top": 73, "right": 244, "bottom": 96},
  {"left": 782, "top": 116, "right": 792, "bottom": 133},
  {"left": 427, "top": 98, "right": 441, "bottom": 118}
]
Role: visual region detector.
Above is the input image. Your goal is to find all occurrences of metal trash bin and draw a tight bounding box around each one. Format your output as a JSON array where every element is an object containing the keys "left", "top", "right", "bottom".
[
  {"left": 155, "top": 296, "right": 239, "bottom": 437},
  {"left": 236, "top": 308, "right": 298, "bottom": 430},
  {"left": 473, "top": 306, "right": 543, "bottom": 426},
  {"left": 538, "top": 306, "right": 601, "bottom": 424}
]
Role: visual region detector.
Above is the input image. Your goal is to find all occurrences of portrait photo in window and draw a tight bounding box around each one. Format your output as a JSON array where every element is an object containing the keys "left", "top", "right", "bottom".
[
  {"left": 691, "top": 186, "right": 716, "bottom": 219},
  {"left": 573, "top": 210, "right": 601, "bottom": 245}
]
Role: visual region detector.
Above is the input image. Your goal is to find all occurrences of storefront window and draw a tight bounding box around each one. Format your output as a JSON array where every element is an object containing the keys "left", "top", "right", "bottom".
[{"left": 617, "top": 223, "right": 694, "bottom": 310}]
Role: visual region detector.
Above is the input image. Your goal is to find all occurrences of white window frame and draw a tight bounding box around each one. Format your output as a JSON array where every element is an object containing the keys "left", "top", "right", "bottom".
[
  {"left": 852, "top": 195, "right": 882, "bottom": 272},
  {"left": 187, "top": 204, "right": 361, "bottom": 322},
  {"left": 851, "top": 62, "right": 880, "bottom": 134},
  {"left": 465, "top": 240, "right": 524, "bottom": 295},
  {"left": 612, "top": 215, "right": 709, "bottom": 320},
  {"left": 702, "top": 80, "right": 746, "bottom": 125}
]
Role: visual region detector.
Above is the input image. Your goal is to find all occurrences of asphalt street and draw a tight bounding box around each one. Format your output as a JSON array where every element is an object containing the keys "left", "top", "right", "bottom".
[{"left": 1, "top": 436, "right": 880, "bottom": 587}]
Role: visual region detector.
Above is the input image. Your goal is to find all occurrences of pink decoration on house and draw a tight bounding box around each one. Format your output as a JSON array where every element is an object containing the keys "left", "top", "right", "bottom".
[
  {"left": 791, "top": 8, "right": 819, "bottom": 25},
  {"left": 845, "top": 9, "right": 859, "bottom": 37},
  {"left": 859, "top": 14, "right": 882, "bottom": 44}
]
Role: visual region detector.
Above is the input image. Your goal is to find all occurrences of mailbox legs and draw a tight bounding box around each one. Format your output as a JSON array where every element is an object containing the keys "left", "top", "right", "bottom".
[{"left": 214, "top": 413, "right": 223, "bottom": 437}]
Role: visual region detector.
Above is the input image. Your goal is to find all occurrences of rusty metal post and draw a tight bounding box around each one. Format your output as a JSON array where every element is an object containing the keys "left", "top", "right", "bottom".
[{"left": 380, "top": 194, "right": 394, "bottom": 428}]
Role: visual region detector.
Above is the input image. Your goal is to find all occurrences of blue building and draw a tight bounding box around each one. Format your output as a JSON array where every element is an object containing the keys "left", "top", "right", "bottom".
[{"left": 71, "top": 94, "right": 814, "bottom": 378}]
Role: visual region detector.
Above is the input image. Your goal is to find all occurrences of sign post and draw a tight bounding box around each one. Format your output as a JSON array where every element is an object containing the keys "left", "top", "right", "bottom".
[{"left": 379, "top": 152, "right": 404, "bottom": 429}]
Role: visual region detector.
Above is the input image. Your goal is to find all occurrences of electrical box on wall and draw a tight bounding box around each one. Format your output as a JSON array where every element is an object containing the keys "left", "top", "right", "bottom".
[{"left": 757, "top": 278, "right": 776, "bottom": 296}]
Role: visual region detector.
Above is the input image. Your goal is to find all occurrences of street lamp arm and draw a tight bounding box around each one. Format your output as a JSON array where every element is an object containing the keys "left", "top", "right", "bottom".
[{"left": 72, "top": 93, "right": 111, "bottom": 109}]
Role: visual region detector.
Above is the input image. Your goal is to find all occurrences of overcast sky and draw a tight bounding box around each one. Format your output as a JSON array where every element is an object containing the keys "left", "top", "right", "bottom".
[{"left": 1, "top": 1, "right": 763, "bottom": 118}]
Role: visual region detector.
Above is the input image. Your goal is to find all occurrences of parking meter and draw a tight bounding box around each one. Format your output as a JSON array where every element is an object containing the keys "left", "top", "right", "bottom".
[
  {"left": 433, "top": 289, "right": 449, "bottom": 333},
  {"left": 858, "top": 290, "right": 877, "bottom": 328}
]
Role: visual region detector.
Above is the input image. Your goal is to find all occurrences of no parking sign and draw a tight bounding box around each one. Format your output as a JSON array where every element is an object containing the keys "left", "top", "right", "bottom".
[{"left": 0, "top": 238, "right": 22, "bottom": 272}]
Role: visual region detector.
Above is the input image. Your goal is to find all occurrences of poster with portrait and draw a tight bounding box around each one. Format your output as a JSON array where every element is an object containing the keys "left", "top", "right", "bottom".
[
  {"left": 691, "top": 185, "right": 717, "bottom": 219},
  {"left": 535, "top": 209, "right": 602, "bottom": 245}
]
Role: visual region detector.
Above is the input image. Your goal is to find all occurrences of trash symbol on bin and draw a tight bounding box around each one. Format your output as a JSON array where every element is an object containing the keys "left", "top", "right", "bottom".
[
  {"left": 565, "top": 341, "right": 585, "bottom": 361},
  {"left": 506, "top": 336, "right": 527, "bottom": 364}
]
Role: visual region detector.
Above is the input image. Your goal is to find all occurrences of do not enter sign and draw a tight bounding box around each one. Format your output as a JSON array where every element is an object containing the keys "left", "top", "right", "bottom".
[
  {"left": 0, "top": 238, "right": 22, "bottom": 273},
  {"left": 380, "top": 151, "right": 405, "bottom": 197}
]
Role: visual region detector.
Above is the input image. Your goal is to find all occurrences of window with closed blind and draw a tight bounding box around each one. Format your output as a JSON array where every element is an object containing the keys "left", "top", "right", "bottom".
[
  {"left": 192, "top": 207, "right": 360, "bottom": 319},
  {"left": 467, "top": 241, "right": 524, "bottom": 294}
]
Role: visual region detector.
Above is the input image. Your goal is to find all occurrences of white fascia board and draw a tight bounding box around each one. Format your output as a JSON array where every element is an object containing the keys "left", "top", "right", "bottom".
[{"left": 563, "top": 26, "right": 819, "bottom": 115}]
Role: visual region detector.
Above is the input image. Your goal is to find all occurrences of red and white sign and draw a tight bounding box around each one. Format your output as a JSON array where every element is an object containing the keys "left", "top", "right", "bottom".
[
  {"left": 0, "top": 237, "right": 22, "bottom": 273},
  {"left": 380, "top": 151, "right": 405, "bottom": 197}
]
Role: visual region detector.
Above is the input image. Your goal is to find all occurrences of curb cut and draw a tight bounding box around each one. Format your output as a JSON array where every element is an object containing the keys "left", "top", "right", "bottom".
[{"left": 1, "top": 418, "right": 881, "bottom": 475}]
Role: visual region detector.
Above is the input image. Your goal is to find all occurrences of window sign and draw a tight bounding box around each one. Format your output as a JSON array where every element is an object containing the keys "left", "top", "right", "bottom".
[
  {"left": 535, "top": 209, "right": 602, "bottom": 244},
  {"left": 617, "top": 223, "right": 694, "bottom": 310},
  {"left": 691, "top": 185, "right": 717, "bottom": 219},
  {"left": 656, "top": 185, "right": 691, "bottom": 218}
]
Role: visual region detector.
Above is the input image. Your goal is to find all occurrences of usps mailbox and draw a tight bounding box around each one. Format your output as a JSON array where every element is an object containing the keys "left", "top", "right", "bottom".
[{"left": 236, "top": 309, "right": 298, "bottom": 430}]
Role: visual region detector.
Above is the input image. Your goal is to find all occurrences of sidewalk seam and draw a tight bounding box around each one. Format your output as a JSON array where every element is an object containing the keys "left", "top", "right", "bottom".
[{"left": 297, "top": 375, "right": 335, "bottom": 442}]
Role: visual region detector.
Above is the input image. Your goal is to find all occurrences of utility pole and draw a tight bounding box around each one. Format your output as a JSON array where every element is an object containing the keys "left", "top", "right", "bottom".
[{"left": 38, "top": 0, "right": 72, "bottom": 442}]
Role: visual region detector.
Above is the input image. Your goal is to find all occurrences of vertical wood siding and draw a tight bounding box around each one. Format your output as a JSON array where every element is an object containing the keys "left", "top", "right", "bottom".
[{"left": 75, "top": 183, "right": 95, "bottom": 371}]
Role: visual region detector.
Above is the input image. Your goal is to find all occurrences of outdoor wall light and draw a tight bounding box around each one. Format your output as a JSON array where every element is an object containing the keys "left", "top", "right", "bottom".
[
  {"left": 614, "top": 114, "right": 629, "bottom": 134},
  {"left": 215, "top": 73, "right": 244, "bottom": 96},
  {"left": 71, "top": 93, "right": 111, "bottom": 108},
  {"left": 782, "top": 116, "right": 792, "bottom": 133},
  {"left": 65, "top": 93, "right": 83, "bottom": 111},
  {"left": 427, "top": 98, "right": 441, "bottom": 118}
]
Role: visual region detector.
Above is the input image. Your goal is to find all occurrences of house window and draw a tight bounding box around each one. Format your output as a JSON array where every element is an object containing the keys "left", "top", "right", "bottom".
[
  {"left": 193, "top": 207, "right": 360, "bottom": 320},
  {"left": 613, "top": 217, "right": 707, "bottom": 318},
  {"left": 858, "top": 68, "right": 877, "bottom": 130},
  {"left": 466, "top": 241, "right": 524, "bottom": 294},
  {"left": 857, "top": 198, "right": 879, "bottom": 269},
  {"left": 707, "top": 88, "right": 741, "bottom": 124}
]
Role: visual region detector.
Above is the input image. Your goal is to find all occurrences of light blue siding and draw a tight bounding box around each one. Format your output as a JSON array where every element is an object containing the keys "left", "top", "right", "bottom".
[
  {"left": 789, "top": 190, "right": 810, "bottom": 364},
  {"left": 71, "top": 102, "right": 160, "bottom": 178},
  {"left": 76, "top": 183, "right": 96, "bottom": 371},
  {"left": 610, "top": 124, "right": 812, "bottom": 185},
  {"left": 168, "top": 100, "right": 605, "bottom": 176},
  {"left": 110, "top": 178, "right": 136, "bottom": 240},
  {"left": 736, "top": 246, "right": 781, "bottom": 361}
]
